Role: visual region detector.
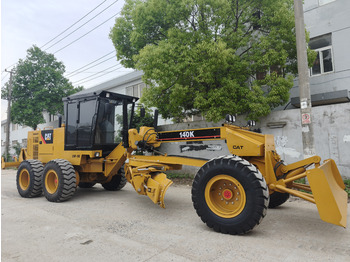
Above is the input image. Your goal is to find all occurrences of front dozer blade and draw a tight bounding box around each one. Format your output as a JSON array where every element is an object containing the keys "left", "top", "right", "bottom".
[
  {"left": 146, "top": 173, "right": 173, "bottom": 208},
  {"left": 307, "top": 159, "right": 347, "bottom": 227}
]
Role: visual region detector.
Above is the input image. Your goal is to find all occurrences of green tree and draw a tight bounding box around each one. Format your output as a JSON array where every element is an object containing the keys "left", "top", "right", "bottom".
[
  {"left": 110, "top": 0, "right": 316, "bottom": 122},
  {"left": 12, "top": 142, "right": 22, "bottom": 158},
  {"left": 2, "top": 46, "right": 83, "bottom": 130}
]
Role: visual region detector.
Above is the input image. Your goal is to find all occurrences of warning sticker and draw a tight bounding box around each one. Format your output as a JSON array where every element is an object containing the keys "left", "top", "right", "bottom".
[{"left": 302, "top": 113, "right": 311, "bottom": 124}]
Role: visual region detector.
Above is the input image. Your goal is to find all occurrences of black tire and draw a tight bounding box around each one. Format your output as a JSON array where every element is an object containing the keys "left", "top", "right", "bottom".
[
  {"left": 268, "top": 192, "right": 290, "bottom": 208},
  {"left": 42, "top": 159, "right": 76, "bottom": 202},
  {"left": 192, "top": 155, "right": 269, "bottom": 235},
  {"left": 102, "top": 168, "right": 127, "bottom": 191},
  {"left": 16, "top": 160, "right": 44, "bottom": 198},
  {"left": 78, "top": 182, "right": 96, "bottom": 188}
]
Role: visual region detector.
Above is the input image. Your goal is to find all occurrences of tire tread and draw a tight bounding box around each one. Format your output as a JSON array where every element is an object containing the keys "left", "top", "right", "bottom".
[
  {"left": 42, "top": 159, "right": 76, "bottom": 202},
  {"left": 192, "top": 155, "right": 269, "bottom": 235}
]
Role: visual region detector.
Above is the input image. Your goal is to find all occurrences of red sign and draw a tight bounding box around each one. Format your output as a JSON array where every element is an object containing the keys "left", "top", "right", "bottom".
[{"left": 302, "top": 113, "right": 311, "bottom": 124}]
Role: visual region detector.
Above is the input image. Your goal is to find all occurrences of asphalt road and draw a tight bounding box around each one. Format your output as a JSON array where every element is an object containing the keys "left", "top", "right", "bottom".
[{"left": 2, "top": 169, "right": 350, "bottom": 262}]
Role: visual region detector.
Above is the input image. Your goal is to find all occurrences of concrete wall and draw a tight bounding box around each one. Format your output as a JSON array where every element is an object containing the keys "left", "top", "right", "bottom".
[
  {"left": 290, "top": 0, "right": 350, "bottom": 101},
  {"left": 157, "top": 103, "right": 350, "bottom": 178}
]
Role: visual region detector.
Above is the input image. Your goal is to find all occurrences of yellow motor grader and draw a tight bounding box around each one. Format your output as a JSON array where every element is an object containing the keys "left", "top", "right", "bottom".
[{"left": 2, "top": 91, "right": 348, "bottom": 235}]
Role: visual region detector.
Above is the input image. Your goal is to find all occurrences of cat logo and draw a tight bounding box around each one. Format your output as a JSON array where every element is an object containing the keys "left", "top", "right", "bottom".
[
  {"left": 41, "top": 130, "right": 54, "bottom": 144},
  {"left": 233, "top": 145, "right": 243, "bottom": 149},
  {"left": 45, "top": 133, "right": 52, "bottom": 141}
]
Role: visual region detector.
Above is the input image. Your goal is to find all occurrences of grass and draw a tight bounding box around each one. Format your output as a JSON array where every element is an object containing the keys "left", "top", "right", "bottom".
[
  {"left": 344, "top": 179, "right": 350, "bottom": 198},
  {"left": 166, "top": 172, "right": 194, "bottom": 179},
  {"left": 294, "top": 178, "right": 306, "bottom": 184}
]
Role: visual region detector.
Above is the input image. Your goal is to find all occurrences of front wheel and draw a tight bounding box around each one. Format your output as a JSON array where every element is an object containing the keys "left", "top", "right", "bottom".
[
  {"left": 192, "top": 155, "right": 269, "bottom": 235},
  {"left": 102, "top": 168, "right": 127, "bottom": 191},
  {"left": 268, "top": 191, "right": 290, "bottom": 208}
]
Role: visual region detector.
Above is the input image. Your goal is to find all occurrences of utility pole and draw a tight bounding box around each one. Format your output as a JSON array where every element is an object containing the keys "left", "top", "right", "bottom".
[
  {"left": 293, "top": 0, "right": 315, "bottom": 159},
  {"left": 4, "top": 69, "right": 14, "bottom": 161}
]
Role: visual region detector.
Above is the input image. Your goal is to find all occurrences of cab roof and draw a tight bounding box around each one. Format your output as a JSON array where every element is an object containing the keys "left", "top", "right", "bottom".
[{"left": 62, "top": 90, "right": 139, "bottom": 103}]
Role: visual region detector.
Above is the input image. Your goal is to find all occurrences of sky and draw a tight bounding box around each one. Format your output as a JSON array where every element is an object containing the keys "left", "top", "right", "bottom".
[{"left": 1, "top": 0, "right": 133, "bottom": 120}]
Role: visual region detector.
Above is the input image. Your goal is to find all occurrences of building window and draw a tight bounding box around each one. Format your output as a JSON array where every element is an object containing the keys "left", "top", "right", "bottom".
[
  {"left": 126, "top": 83, "right": 146, "bottom": 98},
  {"left": 256, "top": 65, "right": 282, "bottom": 81},
  {"left": 12, "top": 123, "right": 18, "bottom": 131},
  {"left": 1, "top": 140, "right": 4, "bottom": 146},
  {"left": 309, "top": 34, "right": 334, "bottom": 76}
]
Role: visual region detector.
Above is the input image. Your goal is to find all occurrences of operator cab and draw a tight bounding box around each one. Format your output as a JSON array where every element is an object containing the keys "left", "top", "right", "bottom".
[{"left": 63, "top": 91, "right": 138, "bottom": 156}]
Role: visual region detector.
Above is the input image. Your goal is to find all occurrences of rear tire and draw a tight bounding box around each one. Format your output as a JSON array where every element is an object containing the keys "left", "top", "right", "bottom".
[
  {"left": 16, "top": 160, "right": 43, "bottom": 198},
  {"left": 268, "top": 192, "right": 290, "bottom": 208},
  {"left": 42, "top": 159, "right": 76, "bottom": 202},
  {"left": 192, "top": 155, "right": 269, "bottom": 235},
  {"left": 102, "top": 168, "right": 127, "bottom": 191}
]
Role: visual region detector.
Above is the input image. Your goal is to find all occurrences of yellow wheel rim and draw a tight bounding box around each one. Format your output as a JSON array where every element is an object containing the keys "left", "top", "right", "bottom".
[
  {"left": 19, "top": 169, "right": 30, "bottom": 191},
  {"left": 205, "top": 175, "right": 246, "bottom": 218},
  {"left": 45, "top": 170, "right": 59, "bottom": 194}
]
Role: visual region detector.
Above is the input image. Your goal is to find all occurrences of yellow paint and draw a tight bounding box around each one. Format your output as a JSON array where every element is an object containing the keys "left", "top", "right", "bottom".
[
  {"left": 307, "top": 159, "right": 347, "bottom": 227},
  {"left": 205, "top": 175, "right": 246, "bottom": 218},
  {"left": 19, "top": 169, "right": 30, "bottom": 191},
  {"left": 45, "top": 169, "right": 59, "bottom": 194}
]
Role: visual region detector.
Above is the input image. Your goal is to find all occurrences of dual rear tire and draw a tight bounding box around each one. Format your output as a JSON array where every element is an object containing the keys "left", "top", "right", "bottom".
[
  {"left": 17, "top": 159, "right": 76, "bottom": 202},
  {"left": 16, "top": 159, "right": 126, "bottom": 202}
]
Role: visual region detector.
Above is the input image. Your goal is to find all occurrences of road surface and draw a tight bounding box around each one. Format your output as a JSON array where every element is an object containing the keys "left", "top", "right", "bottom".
[{"left": 2, "top": 169, "right": 349, "bottom": 261}]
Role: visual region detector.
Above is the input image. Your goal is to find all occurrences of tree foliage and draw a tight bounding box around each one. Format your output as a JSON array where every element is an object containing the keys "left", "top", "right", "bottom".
[
  {"left": 2, "top": 46, "right": 82, "bottom": 130},
  {"left": 110, "top": 0, "right": 316, "bottom": 122}
]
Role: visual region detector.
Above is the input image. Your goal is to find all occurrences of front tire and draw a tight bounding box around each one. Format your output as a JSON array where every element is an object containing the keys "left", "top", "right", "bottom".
[
  {"left": 102, "top": 168, "right": 127, "bottom": 191},
  {"left": 42, "top": 159, "right": 76, "bottom": 202},
  {"left": 268, "top": 192, "right": 290, "bottom": 208},
  {"left": 192, "top": 155, "right": 269, "bottom": 235},
  {"left": 16, "top": 160, "right": 44, "bottom": 198}
]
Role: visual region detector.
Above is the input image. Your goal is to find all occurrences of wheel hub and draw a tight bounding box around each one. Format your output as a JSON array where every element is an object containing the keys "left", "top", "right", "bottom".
[
  {"left": 45, "top": 170, "right": 59, "bottom": 194},
  {"left": 205, "top": 175, "right": 246, "bottom": 218},
  {"left": 222, "top": 189, "right": 233, "bottom": 200},
  {"left": 19, "top": 169, "right": 30, "bottom": 190}
]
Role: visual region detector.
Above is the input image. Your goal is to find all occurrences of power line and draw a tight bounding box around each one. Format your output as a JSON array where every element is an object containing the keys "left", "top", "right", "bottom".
[
  {"left": 3, "top": 63, "right": 17, "bottom": 72},
  {"left": 74, "top": 66, "right": 124, "bottom": 85},
  {"left": 53, "top": 11, "right": 120, "bottom": 54},
  {"left": 67, "top": 56, "right": 117, "bottom": 78},
  {"left": 44, "top": 0, "right": 119, "bottom": 51},
  {"left": 73, "top": 63, "right": 122, "bottom": 84},
  {"left": 1, "top": 72, "right": 10, "bottom": 82},
  {"left": 73, "top": 63, "right": 121, "bottom": 84},
  {"left": 41, "top": 0, "right": 108, "bottom": 49},
  {"left": 65, "top": 50, "right": 115, "bottom": 77}
]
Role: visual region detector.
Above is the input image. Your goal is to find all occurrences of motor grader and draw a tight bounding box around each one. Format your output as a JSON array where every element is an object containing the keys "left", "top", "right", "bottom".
[{"left": 2, "top": 90, "right": 348, "bottom": 235}]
